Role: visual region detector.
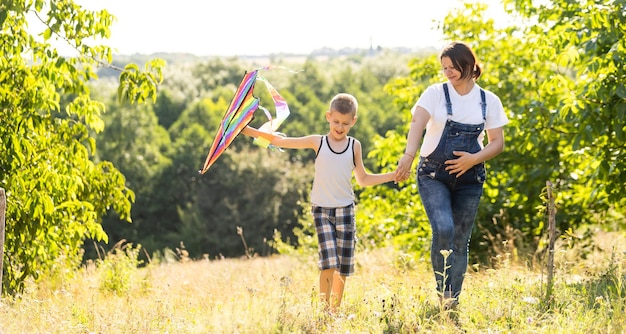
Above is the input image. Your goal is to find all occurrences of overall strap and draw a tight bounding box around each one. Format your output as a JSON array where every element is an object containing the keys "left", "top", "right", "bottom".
[
  {"left": 443, "top": 83, "right": 453, "bottom": 119},
  {"left": 444, "top": 83, "right": 487, "bottom": 120},
  {"left": 480, "top": 89, "right": 487, "bottom": 120}
]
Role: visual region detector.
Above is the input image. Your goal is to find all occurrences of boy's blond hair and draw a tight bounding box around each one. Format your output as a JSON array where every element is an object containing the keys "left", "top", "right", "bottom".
[{"left": 329, "top": 93, "right": 358, "bottom": 117}]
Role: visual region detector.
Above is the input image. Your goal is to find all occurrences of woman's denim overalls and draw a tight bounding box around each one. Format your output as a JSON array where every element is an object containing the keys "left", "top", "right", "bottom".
[{"left": 417, "top": 83, "right": 487, "bottom": 299}]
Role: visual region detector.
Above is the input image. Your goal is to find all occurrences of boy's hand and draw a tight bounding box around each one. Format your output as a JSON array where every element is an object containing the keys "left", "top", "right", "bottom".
[
  {"left": 258, "top": 121, "right": 273, "bottom": 134},
  {"left": 394, "top": 154, "right": 414, "bottom": 182}
]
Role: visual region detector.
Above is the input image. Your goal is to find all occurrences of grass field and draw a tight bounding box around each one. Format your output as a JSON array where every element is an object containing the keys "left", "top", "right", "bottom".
[{"left": 1, "top": 232, "right": 625, "bottom": 333}]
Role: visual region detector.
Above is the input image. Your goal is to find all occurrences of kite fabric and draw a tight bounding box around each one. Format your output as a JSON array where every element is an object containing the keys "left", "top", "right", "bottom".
[
  {"left": 199, "top": 70, "right": 259, "bottom": 174},
  {"left": 253, "top": 76, "right": 291, "bottom": 149},
  {"left": 198, "top": 66, "right": 295, "bottom": 174}
]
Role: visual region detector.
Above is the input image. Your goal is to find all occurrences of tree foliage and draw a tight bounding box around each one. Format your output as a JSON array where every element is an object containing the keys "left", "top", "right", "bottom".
[
  {"left": 3, "top": 0, "right": 624, "bottom": 295},
  {"left": 361, "top": 0, "right": 625, "bottom": 263},
  {"left": 83, "top": 53, "right": 409, "bottom": 262},
  {"left": 0, "top": 0, "right": 164, "bottom": 294}
]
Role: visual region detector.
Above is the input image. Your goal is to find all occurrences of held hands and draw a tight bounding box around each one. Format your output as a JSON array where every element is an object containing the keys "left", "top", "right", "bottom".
[
  {"left": 445, "top": 151, "right": 478, "bottom": 178},
  {"left": 394, "top": 154, "right": 415, "bottom": 182}
]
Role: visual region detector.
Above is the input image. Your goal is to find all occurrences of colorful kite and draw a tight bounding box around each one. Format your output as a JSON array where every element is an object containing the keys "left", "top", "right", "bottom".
[
  {"left": 198, "top": 66, "right": 295, "bottom": 174},
  {"left": 253, "top": 76, "right": 291, "bottom": 149}
]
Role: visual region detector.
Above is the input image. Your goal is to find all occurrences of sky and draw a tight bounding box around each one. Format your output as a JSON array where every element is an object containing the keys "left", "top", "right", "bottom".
[{"left": 43, "top": 0, "right": 507, "bottom": 57}]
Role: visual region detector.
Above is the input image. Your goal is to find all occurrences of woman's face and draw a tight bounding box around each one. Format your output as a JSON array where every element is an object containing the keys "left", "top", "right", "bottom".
[{"left": 441, "top": 56, "right": 466, "bottom": 85}]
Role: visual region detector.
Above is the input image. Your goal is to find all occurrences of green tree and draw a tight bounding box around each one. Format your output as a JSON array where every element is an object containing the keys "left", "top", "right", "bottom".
[
  {"left": 359, "top": 0, "right": 626, "bottom": 262},
  {"left": 0, "top": 0, "right": 164, "bottom": 294},
  {"left": 514, "top": 0, "right": 626, "bottom": 211},
  {"left": 157, "top": 91, "right": 314, "bottom": 258},
  {"left": 175, "top": 147, "right": 313, "bottom": 259},
  {"left": 91, "top": 99, "right": 172, "bottom": 258}
]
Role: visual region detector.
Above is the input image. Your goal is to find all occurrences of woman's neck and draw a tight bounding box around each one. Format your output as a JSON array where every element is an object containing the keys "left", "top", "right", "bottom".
[{"left": 451, "top": 80, "right": 475, "bottom": 96}]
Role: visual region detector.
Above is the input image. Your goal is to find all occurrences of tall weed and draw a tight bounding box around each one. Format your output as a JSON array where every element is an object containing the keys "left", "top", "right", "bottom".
[{"left": 97, "top": 240, "right": 145, "bottom": 295}]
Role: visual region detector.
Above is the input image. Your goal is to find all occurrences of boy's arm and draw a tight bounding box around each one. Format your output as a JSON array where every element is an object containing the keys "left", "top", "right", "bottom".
[
  {"left": 241, "top": 126, "right": 321, "bottom": 150},
  {"left": 352, "top": 139, "right": 395, "bottom": 186},
  {"left": 242, "top": 126, "right": 276, "bottom": 142}
]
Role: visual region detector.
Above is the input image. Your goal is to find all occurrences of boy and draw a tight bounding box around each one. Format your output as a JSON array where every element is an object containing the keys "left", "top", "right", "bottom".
[{"left": 242, "top": 93, "right": 395, "bottom": 312}]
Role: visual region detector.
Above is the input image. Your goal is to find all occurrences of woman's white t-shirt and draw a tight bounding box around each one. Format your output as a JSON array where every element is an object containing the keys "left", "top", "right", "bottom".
[{"left": 411, "top": 82, "right": 509, "bottom": 157}]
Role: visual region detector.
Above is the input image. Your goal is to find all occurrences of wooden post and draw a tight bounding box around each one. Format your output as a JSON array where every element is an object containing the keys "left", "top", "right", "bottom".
[
  {"left": 545, "top": 181, "right": 557, "bottom": 304},
  {"left": 0, "top": 188, "right": 5, "bottom": 295}
]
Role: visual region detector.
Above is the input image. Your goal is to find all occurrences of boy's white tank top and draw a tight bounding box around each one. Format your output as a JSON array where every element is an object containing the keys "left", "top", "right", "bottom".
[{"left": 310, "top": 136, "right": 355, "bottom": 208}]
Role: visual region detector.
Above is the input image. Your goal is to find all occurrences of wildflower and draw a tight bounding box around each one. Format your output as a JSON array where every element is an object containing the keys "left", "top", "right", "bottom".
[
  {"left": 440, "top": 249, "right": 453, "bottom": 258},
  {"left": 522, "top": 296, "right": 539, "bottom": 304}
]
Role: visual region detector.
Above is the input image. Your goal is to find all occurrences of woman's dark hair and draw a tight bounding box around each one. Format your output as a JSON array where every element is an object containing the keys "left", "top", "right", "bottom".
[{"left": 440, "top": 41, "right": 482, "bottom": 80}]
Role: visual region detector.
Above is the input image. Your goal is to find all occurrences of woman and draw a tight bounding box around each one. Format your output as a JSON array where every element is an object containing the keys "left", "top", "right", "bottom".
[{"left": 394, "top": 41, "right": 509, "bottom": 309}]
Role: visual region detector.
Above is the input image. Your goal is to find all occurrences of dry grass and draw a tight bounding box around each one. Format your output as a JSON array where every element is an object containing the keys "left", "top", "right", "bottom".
[{"left": 1, "top": 232, "right": 625, "bottom": 333}]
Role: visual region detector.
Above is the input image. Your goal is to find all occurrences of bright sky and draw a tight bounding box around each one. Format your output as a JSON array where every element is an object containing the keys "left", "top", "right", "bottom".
[{"left": 45, "top": 0, "right": 506, "bottom": 56}]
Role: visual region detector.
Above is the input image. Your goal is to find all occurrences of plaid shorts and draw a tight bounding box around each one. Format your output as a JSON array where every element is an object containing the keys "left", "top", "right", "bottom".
[{"left": 312, "top": 204, "right": 356, "bottom": 276}]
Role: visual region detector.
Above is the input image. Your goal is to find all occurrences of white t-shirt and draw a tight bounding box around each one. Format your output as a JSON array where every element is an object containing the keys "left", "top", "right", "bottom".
[{"left": 412, "top": 82, "right": 509, "bottom": 157}]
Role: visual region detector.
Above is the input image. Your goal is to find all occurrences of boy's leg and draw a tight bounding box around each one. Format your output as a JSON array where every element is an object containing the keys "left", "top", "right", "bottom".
[
  {"left": 313, "top": 206, "right": 338, "bottom": 309},
  {"left": 332, "top": 204, "right": 355, "bottom": 312},
  {"left": 319, "top": 268, "right": 335, "bottom": 307},
  {"left": 320, "top": 269, "right": 347, "bottom": 312},
  {"left": 330, "top": 272, "right": 347, "bottom": 311}
]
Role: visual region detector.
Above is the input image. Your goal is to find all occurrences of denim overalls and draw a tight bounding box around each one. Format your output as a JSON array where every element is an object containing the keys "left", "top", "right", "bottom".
[{"left": 417, "top": 83, "right": 487, "bottom": 299}]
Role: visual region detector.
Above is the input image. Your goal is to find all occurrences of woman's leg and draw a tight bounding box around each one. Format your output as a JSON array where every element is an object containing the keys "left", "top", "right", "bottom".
[
  {"left": 448, "top": 182, "right": 483, "bottom": 299},
  {"left": 418, "top": 176, "right": 454, "bottom": 294}
]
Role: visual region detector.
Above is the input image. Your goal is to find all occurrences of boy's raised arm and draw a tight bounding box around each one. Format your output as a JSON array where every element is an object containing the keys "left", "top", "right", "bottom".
[
  {"left": 242, "top": 126, "right": 276, "bottom": 142},
  {"left": 243, "top": 125, "right": 322, "bottom": 151}
]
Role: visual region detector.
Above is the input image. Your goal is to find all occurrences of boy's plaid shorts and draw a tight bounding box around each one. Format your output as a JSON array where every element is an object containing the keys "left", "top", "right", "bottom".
[{"left": 312, "top": 204, "right": 356, "bottom": 276}]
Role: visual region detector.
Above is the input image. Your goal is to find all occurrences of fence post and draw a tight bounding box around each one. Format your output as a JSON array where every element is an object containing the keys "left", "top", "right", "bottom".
[
  {"left": 0, "top": 188, "right": 5, "bottom": 295},
  {"left": 545, "top": 181, "right": 557, "bottom": 305}
]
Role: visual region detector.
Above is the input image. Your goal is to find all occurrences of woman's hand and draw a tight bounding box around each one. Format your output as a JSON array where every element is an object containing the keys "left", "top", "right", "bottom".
[
  {"left": 445, "top": 151, "right": 478, "bottom": 177},
  {"left": 394, "top": 154, "right": 415, "bottom": 182}
]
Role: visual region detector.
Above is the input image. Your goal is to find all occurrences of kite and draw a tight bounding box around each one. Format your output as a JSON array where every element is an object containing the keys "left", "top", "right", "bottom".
[
  {"left": 253, "top": 76, "right": 291, "bottom": 149},
  {"left": 198, "top": 66, "right": 295, "bottom": 174}
]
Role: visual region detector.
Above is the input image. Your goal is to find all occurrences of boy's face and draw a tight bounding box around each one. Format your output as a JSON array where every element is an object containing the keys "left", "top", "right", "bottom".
[{"left": 325, "top": 110, "right": 357, "bottom": 140}]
